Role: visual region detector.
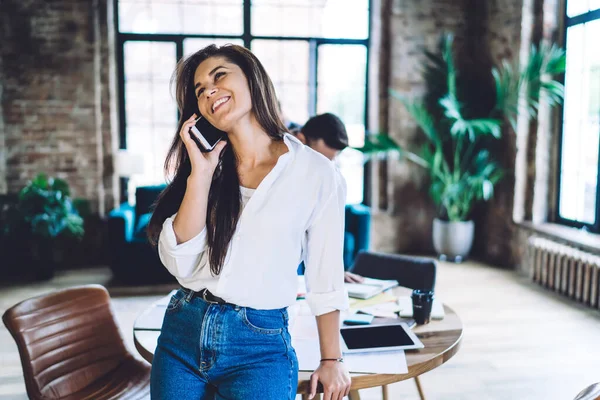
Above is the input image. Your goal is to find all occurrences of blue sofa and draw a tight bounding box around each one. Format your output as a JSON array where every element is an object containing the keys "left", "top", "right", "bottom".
[
  {"left": 108, "top": 185, "right": 371, "bottom": 283},
  {"left": 108, "top": 185, "right": 172, "bottom": 284}
]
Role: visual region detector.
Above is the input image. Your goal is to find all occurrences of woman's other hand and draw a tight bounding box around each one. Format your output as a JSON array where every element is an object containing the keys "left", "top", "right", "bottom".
[
  {"left": 344, "top": 271, "right": 365, "bottom": 284},
  {"left": 309, "top": 360, "right": 351, "bottom": 400},
  {"left": 179, "top": 113, "right": 227, "bottom": 180}
]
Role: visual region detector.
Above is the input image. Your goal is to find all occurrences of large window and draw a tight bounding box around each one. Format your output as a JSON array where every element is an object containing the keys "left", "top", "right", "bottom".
[
  {"left": 116, "top": 0, "right": 370, "bottom": 204},
  {"left": 557, "top": 2, "right": 600, "bottom": 230}
]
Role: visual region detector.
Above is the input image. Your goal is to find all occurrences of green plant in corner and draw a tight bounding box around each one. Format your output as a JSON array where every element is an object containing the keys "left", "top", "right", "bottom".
[
  {"left": 13, "top": 173, "right": 85, "bottom": 239},
  {"left": 3, "top": 173, "right": 86, "bottom": 278},
  {"left": 358, "top": 33, "right": 566, "bottom": 222}
]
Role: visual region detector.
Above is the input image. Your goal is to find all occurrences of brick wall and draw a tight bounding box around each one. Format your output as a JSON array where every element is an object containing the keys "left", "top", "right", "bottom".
[
  {"left": 0, "top": 0, "right": 116, "bottom": 214},
  {"left": 0, "top": 47, "right": 5, "bottom": 194}
]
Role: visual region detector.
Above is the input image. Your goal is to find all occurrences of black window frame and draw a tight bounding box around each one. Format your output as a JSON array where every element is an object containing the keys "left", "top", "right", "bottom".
[
  {"left": 555, "top": 5, "right": 600, "bottom": 232},
  {"left": 113, "top": 0, "right": 373, "bottom": 205}
]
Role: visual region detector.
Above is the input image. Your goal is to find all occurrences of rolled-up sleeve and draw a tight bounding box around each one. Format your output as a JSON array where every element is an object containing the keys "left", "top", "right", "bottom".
[
  {"left": 158, "top": 213, "right": 208, "bottom": 279},
  {"left": 304, "top": 170, "right": 350, "bottom": 316}
]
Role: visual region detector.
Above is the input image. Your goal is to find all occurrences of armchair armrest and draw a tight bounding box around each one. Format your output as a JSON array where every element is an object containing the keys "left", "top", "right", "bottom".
[
  {"left": 133, "top": 212, "right": 153, "bottom": 239},
  {"left": 108, "top": 203, "right": 135, "bottom": 244}
]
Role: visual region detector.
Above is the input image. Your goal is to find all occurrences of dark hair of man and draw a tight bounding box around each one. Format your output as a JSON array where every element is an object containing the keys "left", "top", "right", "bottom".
[{"left": 301, "top": 113, "right": 348, "bottom": 150}]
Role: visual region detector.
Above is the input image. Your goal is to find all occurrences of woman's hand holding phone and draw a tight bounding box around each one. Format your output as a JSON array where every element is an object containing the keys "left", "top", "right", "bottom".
[{"left": 179, "top": 113, "right": 227, "bottom": 183}]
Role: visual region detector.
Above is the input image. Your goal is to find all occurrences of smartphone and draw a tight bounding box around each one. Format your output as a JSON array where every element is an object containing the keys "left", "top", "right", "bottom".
[
  {"left": 343, "top": 314, "right": 375, "bottom": 326},
  {"left": 189, "top": 115, "right": 226, "bottom": 152}
]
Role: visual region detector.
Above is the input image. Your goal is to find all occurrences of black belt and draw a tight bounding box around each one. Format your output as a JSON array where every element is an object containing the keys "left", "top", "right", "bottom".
[
  {"left": 201, "top": 288, "right": 229, "bottom": 305},
  {"left": 183, "top": 287, "right": 234, "bottom": 306}
]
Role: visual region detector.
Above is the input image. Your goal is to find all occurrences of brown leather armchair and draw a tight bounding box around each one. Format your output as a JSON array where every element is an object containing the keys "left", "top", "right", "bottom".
[{"left": 2, "top": 285, "right": 151, "bottom": 400}]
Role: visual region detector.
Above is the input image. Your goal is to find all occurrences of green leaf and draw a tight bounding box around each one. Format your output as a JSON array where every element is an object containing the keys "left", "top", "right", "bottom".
[
  {"left": 440, "top": 95, "right": 462, "bottom": 122},
  {"left": 442, "top": 33, "right": 457, "bottom": 98},
  {"left": 31, "top": 173, "right": 49, "bottom": 189},
  {"left": 51, "top": 178, "right": 71, "bottom": 197},
  {"left": 353, "top": 133, "right": 402, "bottom": 161}
]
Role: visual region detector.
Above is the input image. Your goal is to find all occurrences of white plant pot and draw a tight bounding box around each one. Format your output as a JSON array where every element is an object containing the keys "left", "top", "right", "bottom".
[{"left": 432, "top": 218, "right": 475, "bottom": 263}]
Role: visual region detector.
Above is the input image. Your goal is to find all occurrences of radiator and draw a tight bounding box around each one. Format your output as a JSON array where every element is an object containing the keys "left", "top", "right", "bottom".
[{"left": 528, "top": 236, "right": 600, "bottom": 307}]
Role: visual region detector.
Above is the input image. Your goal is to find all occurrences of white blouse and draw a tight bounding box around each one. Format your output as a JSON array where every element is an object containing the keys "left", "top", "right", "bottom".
[{"left": 158, "top": 133, "right": 349, "bottom": 316}]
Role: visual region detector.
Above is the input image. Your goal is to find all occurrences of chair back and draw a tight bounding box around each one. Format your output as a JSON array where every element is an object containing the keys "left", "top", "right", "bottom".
[
  {"left": 344, "top": 204, "right": 371, "bottom": 268},
  {"left": 135, "top": 185, "right": 167, "bottom": 220},
  {"left": 351, "top": 251, "right": 437, "bottom": 291},
  {"left": 2, "top": 285, "right": 130, "bottom": 399}
]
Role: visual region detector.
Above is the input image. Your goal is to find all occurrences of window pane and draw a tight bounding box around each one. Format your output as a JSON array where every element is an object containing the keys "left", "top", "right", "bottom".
[
  {"left": 119, "top": 0, "right": 243, "bottom": 35},
  {"left": 251, "top": 0, "right": 368, "bottom": 39},
  {"left": 184, "top": 38, "right": 245, "bottom": 57},
  {"left": 124, "top": 41, "right": 178, "bottom": 187},
  {"left": 567, "top": 0, "right": 590, "bottom": 17},
  {"left": 317, "top": 44, "right": 366, "bottom": 146},
  {"left": 590, "top": 0, "right": 600, "bottom": 11},
  {"left": 559, "top": 21, "right": 600, "bottom": 224},
  {"left": 318, "top": 44, "right": 367, "bottom": 204},
  {"left": 252, "top": 40, "right": 310, "bottom": 126},
  {"left": 567, "top": 0, "right": 600, "bottom": 17}
]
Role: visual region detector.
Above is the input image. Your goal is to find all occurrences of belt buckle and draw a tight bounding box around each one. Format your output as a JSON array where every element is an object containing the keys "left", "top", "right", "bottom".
[{"left": 202, "top": 288, "right": 219, "bottom": 304}]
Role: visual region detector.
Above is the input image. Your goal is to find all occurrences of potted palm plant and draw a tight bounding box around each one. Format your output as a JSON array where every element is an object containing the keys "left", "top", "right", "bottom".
[
  {"left": 3, "top": 173, "right": 86, "bottom": 279},
  {"left": 356, "top": 33, "right": 566, "bottom": 261}
]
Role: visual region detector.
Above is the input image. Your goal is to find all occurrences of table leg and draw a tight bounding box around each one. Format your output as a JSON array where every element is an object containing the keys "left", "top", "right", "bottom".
[
  {"left": 414, "top": 377, "right": 426, "bottom": 400},
  {"left": 382, "top": 384, "right": 389, "bottom": 400},
  {"left": 348, "top": 390, "right": 361, "bottom": 400}
]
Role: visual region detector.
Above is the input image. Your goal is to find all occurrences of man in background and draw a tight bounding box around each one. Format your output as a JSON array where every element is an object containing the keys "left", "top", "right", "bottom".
[
  {"left": 295, "top": 113, "right": 347, "bottom": 161},
  {"left": 295, "top": 113, "right": 364, "bottom": 284}
]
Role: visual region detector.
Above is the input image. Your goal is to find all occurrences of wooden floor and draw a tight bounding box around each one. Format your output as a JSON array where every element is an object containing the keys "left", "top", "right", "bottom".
[{"left": 1, "top": 260, "right": 599, "bottom": 400}]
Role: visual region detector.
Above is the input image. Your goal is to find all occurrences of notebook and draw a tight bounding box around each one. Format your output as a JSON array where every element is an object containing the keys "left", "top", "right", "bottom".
[{"left": 345, "top": 278, "right": 399, "bottom": 299}]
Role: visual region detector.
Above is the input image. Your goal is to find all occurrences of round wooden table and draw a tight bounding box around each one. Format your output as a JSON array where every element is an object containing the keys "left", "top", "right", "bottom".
[{"left": 133, "top": 289, "right": 463, "bottom": 397}]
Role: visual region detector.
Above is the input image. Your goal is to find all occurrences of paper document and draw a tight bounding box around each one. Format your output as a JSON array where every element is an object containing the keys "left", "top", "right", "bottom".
[{"left": 292, "top": 338, "right": 407, "bottom": 374}]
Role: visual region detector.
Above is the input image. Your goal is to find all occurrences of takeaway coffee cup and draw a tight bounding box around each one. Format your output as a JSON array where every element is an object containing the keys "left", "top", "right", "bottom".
[{"left": 412, "top": 289, "right": 434, "bottom": 325}]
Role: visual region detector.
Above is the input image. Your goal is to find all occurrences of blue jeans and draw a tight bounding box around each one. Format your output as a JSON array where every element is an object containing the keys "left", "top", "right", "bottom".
[{"left": 150, "top": 288, "right": 299, "bottom": 399}]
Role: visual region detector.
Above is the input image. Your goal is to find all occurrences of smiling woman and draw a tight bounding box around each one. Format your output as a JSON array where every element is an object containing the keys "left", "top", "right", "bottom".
[
  {"left": 193, "top": 60, "right": 253, "bottom": 129},
  {"left": 144, "top": 44, "right": 352, "bottom": 400}
]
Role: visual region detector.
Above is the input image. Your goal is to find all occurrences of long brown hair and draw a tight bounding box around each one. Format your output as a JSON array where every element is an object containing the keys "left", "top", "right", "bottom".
[{"left": 147, "top": 44, "right": 287, "bottom": 275}]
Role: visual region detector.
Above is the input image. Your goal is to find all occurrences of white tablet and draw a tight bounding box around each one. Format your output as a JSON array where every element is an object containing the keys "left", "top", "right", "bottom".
[{"left": 340, "top": 322, "right": 424, "bottom": 354}]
